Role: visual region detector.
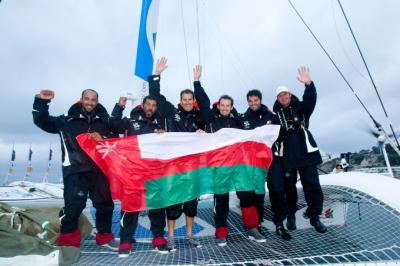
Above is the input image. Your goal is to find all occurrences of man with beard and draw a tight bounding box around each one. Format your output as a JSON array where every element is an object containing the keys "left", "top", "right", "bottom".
[
  {"left": 273, "top": 66, "right": 327, "bottom": 234},
  {"left": 240, "top": 89, "right": 291, "bottom": 240},
  {"left": 194, "top": 66, "right": 266, "bottom": 247},
  {"left": 110, "top": 95, "right": 169, "bottom": 257},
  {"left": 148, "top": 57, "right": 205, "bottom": 252},
  {"left": 32, "top": 89, "right": 118, "bottom": 262}
]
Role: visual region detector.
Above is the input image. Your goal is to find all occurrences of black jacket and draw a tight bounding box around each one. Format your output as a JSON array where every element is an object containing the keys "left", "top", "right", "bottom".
[
  {"left": 194, "top": 81, "right": 242, "bottom": 132},
  {"left": 148, "top": 75, "right": 205, "bottom": 133},
  {"left": 110, "top": 104, "right": 164, "bottom": 136},
  {"left": 32, "top": 97, "right": 112, "bottom": 177},
  {"left": 272, "top": 82, "right": 322, "bottom": 168}
]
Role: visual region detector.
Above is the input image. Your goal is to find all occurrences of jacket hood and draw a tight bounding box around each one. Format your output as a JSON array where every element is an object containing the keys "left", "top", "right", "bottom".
[
  {"left": 67, "top": 101, "right": 109, "bottom": 119},
  {"left": 177, "top": 104, "right": 200, "bottom": 115},
  {"left": 244, "top": 104, "right": 270, "bottom": 117},
  {"left": 130, "top": 104, "right": 161, "bottom": 120},
  {"left": 273, "top": 94, "right": 300, "bottom": 112},
  {"left": 177, "top": 99, "right": 200, "bottom": 111},
  {"left": 211, "top": 102, "right": 239, "bottom": 118}
]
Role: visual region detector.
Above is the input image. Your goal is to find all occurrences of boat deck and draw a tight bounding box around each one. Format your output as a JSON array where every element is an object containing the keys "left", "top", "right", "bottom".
[{"left": 76, "top": 185, "right": 400, "bottom": 265}]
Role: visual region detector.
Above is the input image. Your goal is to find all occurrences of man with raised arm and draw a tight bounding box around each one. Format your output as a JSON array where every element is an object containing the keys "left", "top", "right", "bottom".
[
  {"left": 193, "top": 66, "right": 266, "bottom": 247},
  {"left": 240, "top": 89, "right": 291, "bottom": 240},
  {"left": 32, "top": 89, "right": 118, "bottom": 260},
  {"left": 148, "top": 57, "right": 205, "bottom": 252},
  {"left": 273, "top": 66, "right": 327, "bottom": 233},
  {"left": 110, "top": 95, "right": 169, "bottom": 257}
]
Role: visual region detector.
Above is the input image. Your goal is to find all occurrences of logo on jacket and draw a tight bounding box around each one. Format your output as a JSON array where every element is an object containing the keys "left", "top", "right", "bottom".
[
  {"left": 174, "top": 114, "right": 181, "bottom": 122},
  {"left": 243, "top": 121, "right": 250, "bottom": 129},
  {"left": 132, "top": 122, "right": 141, "bottom": 131}
]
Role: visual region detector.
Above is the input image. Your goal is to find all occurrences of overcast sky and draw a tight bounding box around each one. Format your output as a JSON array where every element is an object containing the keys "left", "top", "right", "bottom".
[{"left": 0, "top": 0, "right": 399, "bottom": 181}]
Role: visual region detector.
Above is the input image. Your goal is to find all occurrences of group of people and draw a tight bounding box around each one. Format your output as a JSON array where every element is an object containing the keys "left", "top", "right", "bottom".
[{"left": 32, "top": 57, "right": 327, "bottom": 259}]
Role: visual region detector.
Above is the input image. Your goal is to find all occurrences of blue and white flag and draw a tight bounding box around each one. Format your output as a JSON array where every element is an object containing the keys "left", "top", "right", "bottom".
[{"left": 134, "top": 0, "right": 160, "bottom": 81}]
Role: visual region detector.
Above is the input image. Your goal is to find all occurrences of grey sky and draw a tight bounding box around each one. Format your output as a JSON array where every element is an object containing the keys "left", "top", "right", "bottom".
[{"left": 0, "top": 0, "right": 399, "bottom": 180}]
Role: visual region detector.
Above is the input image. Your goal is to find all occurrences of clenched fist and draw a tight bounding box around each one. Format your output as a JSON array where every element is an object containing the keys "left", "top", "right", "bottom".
[
  {"left": 90, "top": 132, "right": 102, "bottom": 141},
  {"left": 39, "top": 90, "right": 55, "bottom": 100},
  {"left": 118, "top": 97, "right": 127, "bottom": 108}
]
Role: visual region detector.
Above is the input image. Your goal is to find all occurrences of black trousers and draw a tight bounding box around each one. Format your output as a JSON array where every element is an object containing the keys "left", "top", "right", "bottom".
[
  {"left": 214, "top": 191, "right": 258, "bottom": 228},
  {"left": 267, "top": 157, "right": 288, "bottom": 226},
  {"left": 166, "top": 199, "right": 198, "bottom": 220},
  {"left": 214, "top": 193, "right": 229, "bottom": 228},
  {"left": 119, "top": 211, "right": 139, "bottom": 244},
  {"left": 148, "top": 208, "right": 166, "bottom": 238},
  {"left": 284, "top": 165, "right": 323, "bottom": 220},
  {"left": 254, "top": 193, "right": 265, "bottom": 224},
  {"left": 61, "top": 171, "right": 114, "bottom": 233}
]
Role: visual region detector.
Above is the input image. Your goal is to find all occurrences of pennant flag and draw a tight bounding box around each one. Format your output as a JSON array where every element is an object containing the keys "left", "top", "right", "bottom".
[
  {"left": 77, "top": 125, "right": 279, "bottom": 212},
  {"left": 11, "top": 148, "right": 16, "bottom": 162},
  {"left": 28, "top": 147, "right": 33, "bottom": 161},
  {"left": 23, "top": 146, "right": 33, "bottom": 181},
  {"left": 48, "top": 148, "right": 53, "bottom": 161},
  {"left": 134, "top": 0, "right": 160, "bottom": 81}
]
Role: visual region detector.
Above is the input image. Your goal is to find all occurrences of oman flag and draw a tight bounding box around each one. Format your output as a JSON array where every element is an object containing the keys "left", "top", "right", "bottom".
[{"left": 77, "top": 125, "right": 279, "bottom": 212}]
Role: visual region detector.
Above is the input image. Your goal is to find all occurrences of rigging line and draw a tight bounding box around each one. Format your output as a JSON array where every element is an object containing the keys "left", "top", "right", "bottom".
[
  {"left": 180, "top": 0, "right": 192, "bottom": 87},
  {"left": 287, "top": 0, "right": 380, "bottom": 128},
  {"left": 208, "top": 1, "right": 225, "bottom": 91},
  {"left": 206, "top": 1, "right": 255, "bottom": 90},
  {"left": 330, "top": 0, "right": 370, "bottom": 83},
  {"left": 195, "top": 0, "right": 201, "bottom": 65},
  {"left": 337, "top": 0, "right": 400, "bottom": 149},
  {"left": 207, "top": 17, "right": 250, "bottom": 93}
]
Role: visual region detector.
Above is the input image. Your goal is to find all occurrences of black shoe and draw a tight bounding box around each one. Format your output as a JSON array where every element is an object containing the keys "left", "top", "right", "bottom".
[
  {"left": 310, "top": 219, "right": 327, "bottom": 233},
  {"left": 286, "top": 215, "right": 296, "bottom": 231},
  {"left": 276, "top": 225, "right": 291, "bottom": 240},
  {"left": 257, "top": 225, "right": 267, "bottom": 236},
  {"left": 152, "top": 244, "right": 171, "bottom": 254}
]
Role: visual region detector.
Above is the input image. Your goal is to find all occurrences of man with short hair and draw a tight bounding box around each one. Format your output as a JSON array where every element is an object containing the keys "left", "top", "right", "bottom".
[
  {"left": 273, "top": 66, "right": 327, "bottom": 233},
  {"left": 240, "top": 89, "right": 291, "bottom": 240},
  {"left": 32, "top": 89, "right": 118, "bottom": 256},
  {"left": 110, "top": 95, "right": 169, "bottom": 257},
  {"left": 148, "top": 57, "right": 205, "bottom": 251},
  {"left": 194, "top": 66, "right": 266, "bottom": 247}
]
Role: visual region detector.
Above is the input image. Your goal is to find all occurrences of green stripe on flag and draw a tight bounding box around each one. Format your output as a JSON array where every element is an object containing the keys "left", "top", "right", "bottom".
[{"left": 145, "top": 164, "right": 267, "bottom": 210}]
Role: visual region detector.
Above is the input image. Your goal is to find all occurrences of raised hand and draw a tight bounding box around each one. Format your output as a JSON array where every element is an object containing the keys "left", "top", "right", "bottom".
[
  {"left": 193, "top": 65, "right": 202, "bottom": 81},
  {"left": 155, "top": 57, "right": 168, "bottom": 75},
  {"left": 39, "top": 90, "right": 55, "bottom": 100},
  {"left": 296, "top": 66, "right": 312, "bottom": 85},
  {"left": 118, "top": 96, "right": 127, "bottom": 108}
]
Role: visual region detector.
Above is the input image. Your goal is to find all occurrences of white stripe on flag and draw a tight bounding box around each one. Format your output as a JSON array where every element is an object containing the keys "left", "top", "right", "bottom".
[{"left": 138, "top": 125, "right": 280, "bottom": 160}]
